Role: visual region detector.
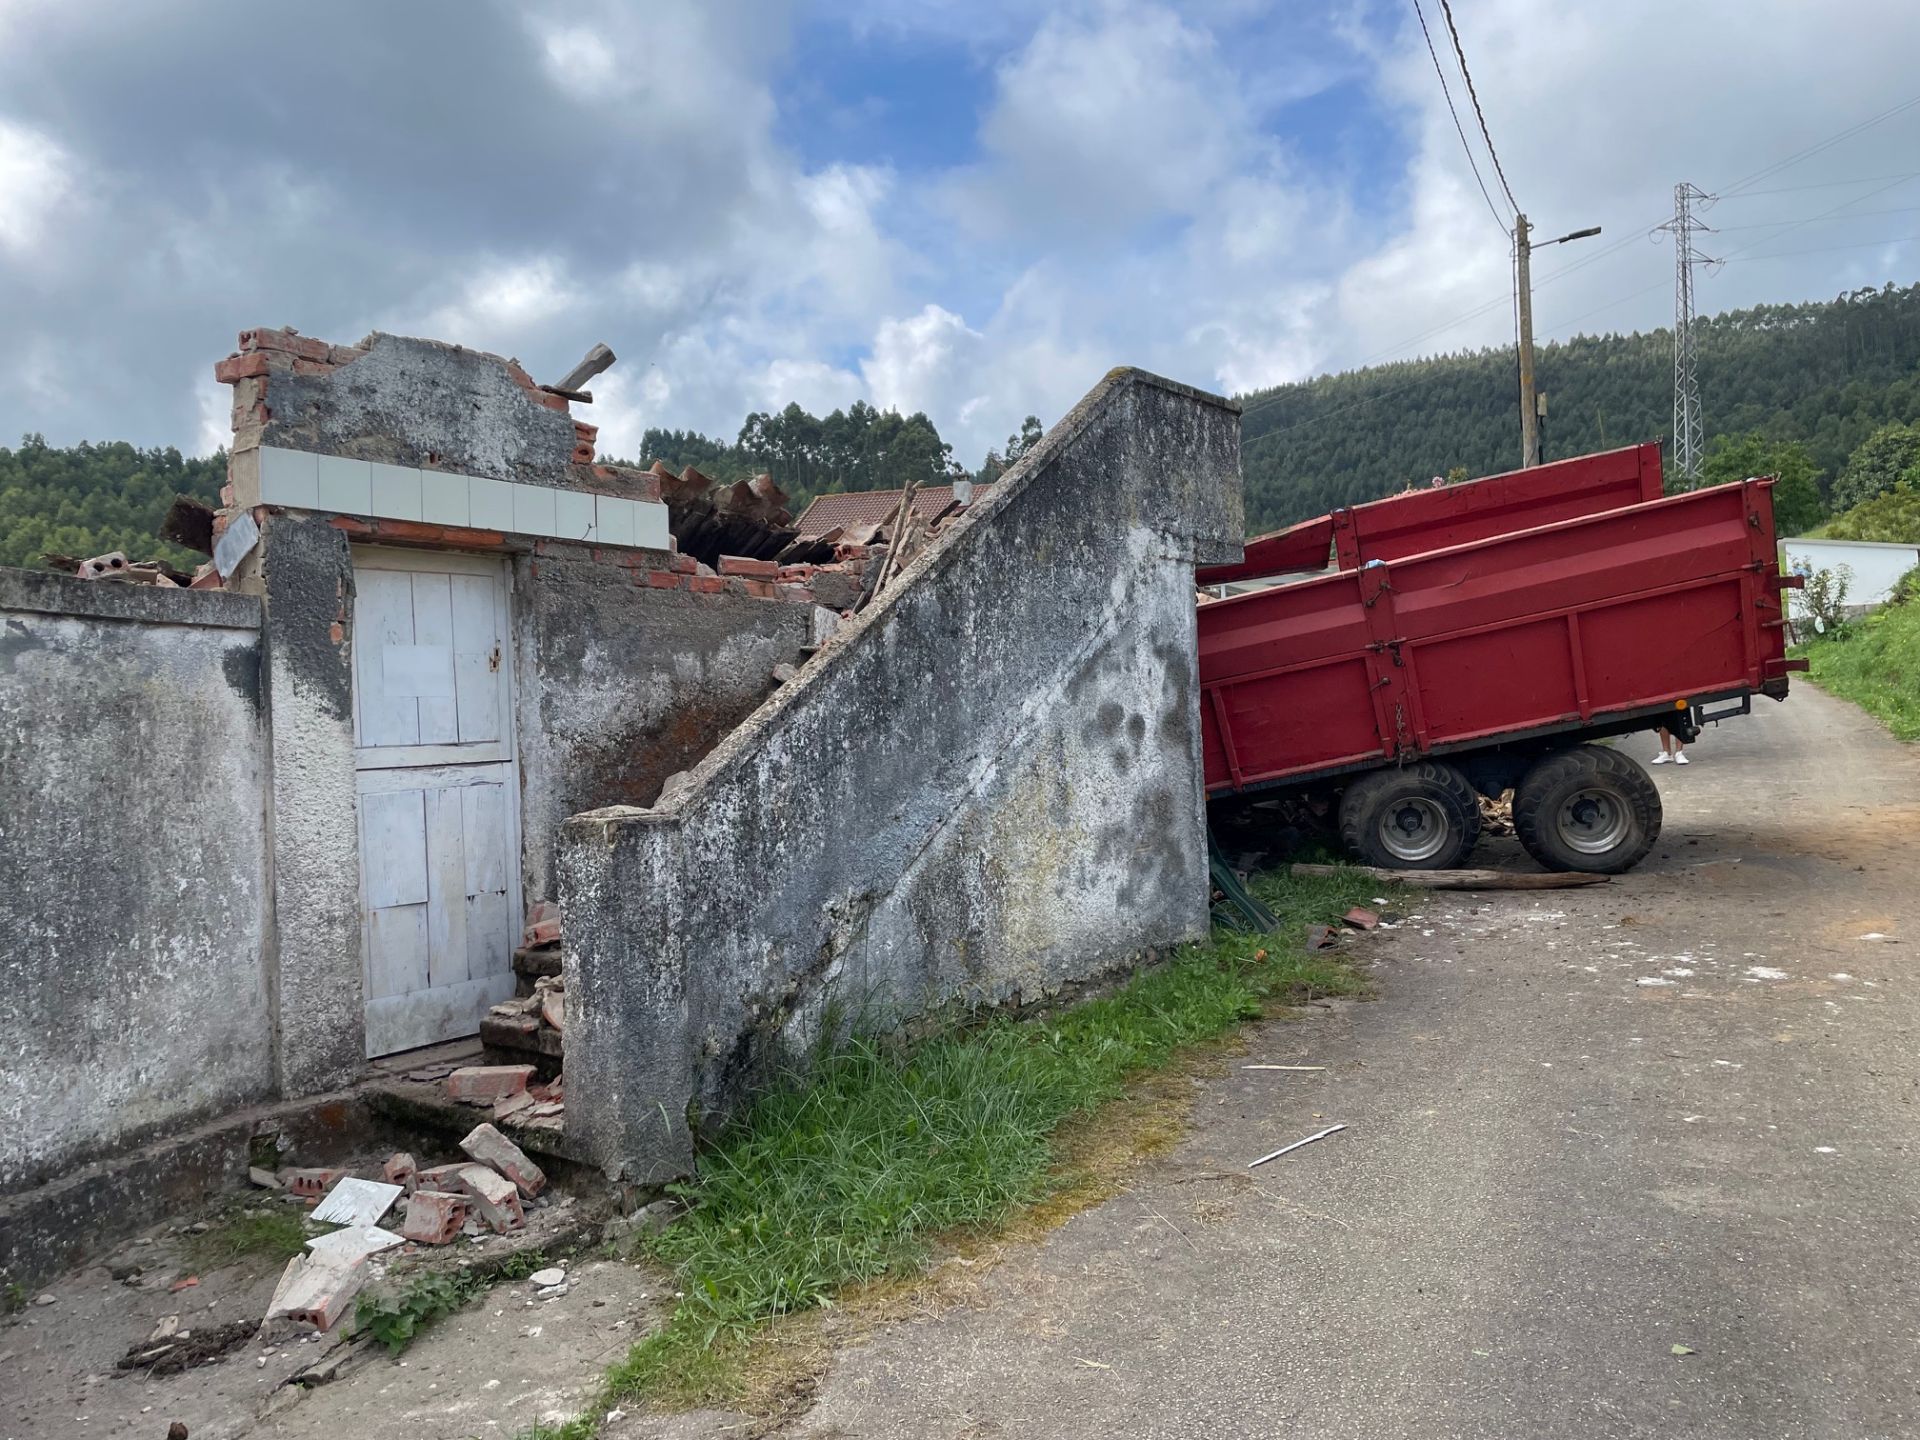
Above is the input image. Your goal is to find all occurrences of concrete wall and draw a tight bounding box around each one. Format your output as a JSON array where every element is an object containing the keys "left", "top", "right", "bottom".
[
  {"left": 0, "top": 572, "right": 271, "bottom": 1191},
  {"left": 513, "top": 543, "right": 811, "bottom": 902},
  {"left": 1783, "top": 538, "right": 1920, "bottom": 618},
  {"left": 560, "top": 369, "right": 1244, "bottom": 1182}
]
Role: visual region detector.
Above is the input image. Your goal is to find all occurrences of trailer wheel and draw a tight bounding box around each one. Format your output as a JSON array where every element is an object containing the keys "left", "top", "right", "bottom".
[
  {"left": 1338, "top": 762, "right": 1482, "bottom": 870},
  {"left": 1513, "top": 745, "right": 1662, "bottom": 874}
]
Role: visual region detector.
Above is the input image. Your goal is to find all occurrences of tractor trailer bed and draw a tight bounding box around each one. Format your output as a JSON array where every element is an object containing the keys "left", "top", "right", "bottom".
[{"left": 1196, "top": 445, "right": 1803, "bottom": 872}]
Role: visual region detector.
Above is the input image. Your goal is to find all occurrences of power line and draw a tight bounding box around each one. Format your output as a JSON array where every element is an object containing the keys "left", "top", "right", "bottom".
[
  {"left": 1437, "top": 0, "right": 1519, "bottom": 214},
  {"left": 1410, "top": 0, "right": 1506, "bottom": 230},
  {"left": 1711, "top": 205, "right": 1920, "bottom": 231},
  {"left": 1722, "top": 232, "right": 1920, "bottom": 263},
  {"left": 1714, "top": 172, "right": 1920, "bottom": 200},
  {"left": 1717, "top": 93, "right": 1920, "bottom": 198}
]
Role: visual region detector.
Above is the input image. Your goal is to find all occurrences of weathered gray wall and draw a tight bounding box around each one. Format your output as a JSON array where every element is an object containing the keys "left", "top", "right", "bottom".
[
  {"left": 560, "top": 369, "right": 1243, "bottom": 1181},
  {"left": 513, "top": 546, "right": 810, "bottom": 902},
  {"left": 249, "top": 332, "right": 578, "bottom": 483},
  {"left": 252, "top": 514, "right": 366, "bottom": 1092},
  {"left": 0, "top": 572, "right": 271, "bottom": 1190}
]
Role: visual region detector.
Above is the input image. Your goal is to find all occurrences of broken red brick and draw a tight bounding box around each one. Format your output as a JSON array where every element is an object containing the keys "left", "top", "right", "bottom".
[
  {"left": 493, "top": 1090, "right": 536, "bottom": 1123},
  {"left": 291, "top": 357, "right": 333, "bottom": 377},
  {"left": 459, "top": 1122, "right": 547, "bottom": 1198},
  {"left": 446, "top": 1065, "right": 535, "bottom": 1103},
  {"left": 1341, "top": 907, "right": 1380, "bottom": 931},
  {"left": 718, "top": 555, "right": 780, "bottom": 579},
  {"left": 400, "top": 1189, "right": 468, "bottom": 1245},
  {"left": 1306, "top": 924, "right": 1338, "bottom": 950},
  {"left": 413, "top": 1163, "right": 469, "bottom": 1191},
  {"left": 671, "top": 552, "right": 699, "bottom": 575},
  {"left": 236, "top": 327, "right": 331, "bottom": 363},
  {"left": 777, "top": 584, "right": 813, "bottom": 604},
  {"left": 282, "top": 1166, "right": 350, "bottom": 1199},
  {"left": 381, "top": 1152, "right": 417, "bottom": 1189},
  {"left": 572, "top": 420, "right": 598, "bottom": 444},
  {"left": 688, "top": 576, "right": 725, "bottom": 595},
  {"left": 449, "top": 1163, "right": 525, "bottom": 1233},
  {"left": 213, "top": 352, "right": 272, "bottom": 384},
  {"left": 644, "top": 570, "right": 681, "bottom": 589}
]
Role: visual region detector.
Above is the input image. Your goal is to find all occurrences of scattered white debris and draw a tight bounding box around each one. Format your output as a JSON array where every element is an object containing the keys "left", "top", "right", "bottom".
[
  {"left": 528, "top": 1267, "right": 567, "bottom": 1288},
  {"left": 1663, "top": 968, "right": 1696, "bottom": 978},
  {"left": 1713, "top": 1060, "right": 1743, "bottom": 1068},
  {"left": 1830, "top": 973, "right": 1854, "bottom": 982},
  {"left": 1814, "top": 1146, "right": 1838, "bottom": 1155},
  {"left": 1636, "top": 977, "right": 1677, "bottom": 987},
  {"left": 1858, "top": 933, "right": 1898, "bottom": 943},
  {"left": 1745, "top": 966, "right": 1789, "bottom": 981},
  {"left": 1683, "top": 1115, "right": 1705, "bottom": 1123}
]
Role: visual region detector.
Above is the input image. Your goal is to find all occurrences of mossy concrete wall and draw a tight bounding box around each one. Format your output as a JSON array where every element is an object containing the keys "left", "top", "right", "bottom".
[{"left": 559, "top": 369, "right": 1244, "bottom": 1182}]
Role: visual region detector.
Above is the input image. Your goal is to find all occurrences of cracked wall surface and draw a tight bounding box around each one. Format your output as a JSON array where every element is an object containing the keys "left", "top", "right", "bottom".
[{"left": 559, "top": 368, "right": 1244, "bottom": 1182}]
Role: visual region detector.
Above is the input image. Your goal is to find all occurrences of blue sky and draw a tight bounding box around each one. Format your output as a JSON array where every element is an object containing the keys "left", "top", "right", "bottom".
[{"left": 2, "top": 0, "right": 1918, "bottom": 467}]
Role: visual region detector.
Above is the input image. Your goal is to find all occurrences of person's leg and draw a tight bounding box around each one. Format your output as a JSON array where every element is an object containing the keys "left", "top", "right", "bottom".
[
  {"left": 1673, "top": 732, "right": 1689, "bottom": 765},
  {"left": 1654, "top": 727, "right": 1672, "bottom": 763}
]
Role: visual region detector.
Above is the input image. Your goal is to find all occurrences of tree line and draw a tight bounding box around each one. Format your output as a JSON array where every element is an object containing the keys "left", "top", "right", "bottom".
[
  {"left": 8, "top": 283, "right": 1920, "bottom": 568},
  {"left": 1236, "top": 281, "right": 1920, "bottom": 536}
]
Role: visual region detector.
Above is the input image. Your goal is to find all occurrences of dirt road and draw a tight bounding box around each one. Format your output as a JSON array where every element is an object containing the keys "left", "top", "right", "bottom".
[{"left": 713, "top": 687, "right": 1920, "bottom": 1439}]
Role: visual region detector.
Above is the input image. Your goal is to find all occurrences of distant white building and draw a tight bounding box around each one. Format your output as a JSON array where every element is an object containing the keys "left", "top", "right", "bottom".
[{"left": 1781, "top": 537, "right": 1920, "bottom": 618}]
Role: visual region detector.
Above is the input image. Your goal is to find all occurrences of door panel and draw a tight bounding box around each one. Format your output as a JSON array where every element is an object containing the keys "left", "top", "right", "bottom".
[{"left": 352, "top": 549, "right": 519, "bottom": 1057}]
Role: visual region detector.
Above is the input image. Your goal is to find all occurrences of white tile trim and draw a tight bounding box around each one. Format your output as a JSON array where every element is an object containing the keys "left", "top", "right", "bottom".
[{"left": 257, "top": 445, "right": 671, "bottom": 552}]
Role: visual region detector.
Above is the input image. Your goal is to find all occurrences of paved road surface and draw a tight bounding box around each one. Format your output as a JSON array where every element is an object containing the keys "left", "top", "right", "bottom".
[{"left": 702, "top": 687, "right": 1920, "bottom": 1439}]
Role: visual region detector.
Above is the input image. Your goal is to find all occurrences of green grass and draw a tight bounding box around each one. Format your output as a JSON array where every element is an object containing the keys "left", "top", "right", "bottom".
[
  {"left": 516, "top": 867, "right": 1385, "bottom": 1438},
  {"left": 354, "top": 1249, "right": 552, "bottom": 1354},
  {"left": 181, "top": 1209, "right": 309, "bottom": 1272},
  {"left": 1794, "top": 572, "right": 1920, "bottom": 740}
]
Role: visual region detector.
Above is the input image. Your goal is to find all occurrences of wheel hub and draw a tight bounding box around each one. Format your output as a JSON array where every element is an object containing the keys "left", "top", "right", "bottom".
[
  {"left": 1379, "top": 797, "right": 1449, "bottom": 863},
  {"left": 1556, "top": 786, "right": 1631, "bottom": 855}
]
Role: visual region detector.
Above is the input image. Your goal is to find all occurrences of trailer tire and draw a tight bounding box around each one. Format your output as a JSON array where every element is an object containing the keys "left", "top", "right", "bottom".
[
  {"left": 1513, "top": 745, "right": 1662, "bottom": 874},
  {"left": 1338, "top": 762, "right": 1482, "bottom": 870}
]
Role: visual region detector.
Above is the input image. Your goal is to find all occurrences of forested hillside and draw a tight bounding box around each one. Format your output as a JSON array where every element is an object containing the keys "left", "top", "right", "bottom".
[
  {"left": 1238, "top": 282, "right": 1920, "bottom": 531},
  {"left": 0, "top": 438, "right": 224, "bottom": 571},
  {"left": 7, "top": 285, "right": 1920, "bottom": 566}
]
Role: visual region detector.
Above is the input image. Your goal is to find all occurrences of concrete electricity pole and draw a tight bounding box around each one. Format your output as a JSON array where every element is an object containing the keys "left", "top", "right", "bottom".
[{"left": 1514, "top": 216, "right": 1602, "bottom": 467}]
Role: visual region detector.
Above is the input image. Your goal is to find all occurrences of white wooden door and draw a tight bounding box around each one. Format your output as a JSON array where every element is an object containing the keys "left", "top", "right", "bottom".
[{"left": 351, "top": 549, "right": 520, "bottom": 1056}]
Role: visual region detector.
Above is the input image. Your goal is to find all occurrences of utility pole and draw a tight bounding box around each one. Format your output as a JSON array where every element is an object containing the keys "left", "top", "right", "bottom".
[
  {"left": 1657, "top": 182, "right": 1716, "bottom": 486},
  {"left": 1515, "top": 214, "right": 1539, "bottom": 469},
  {"left": 1514, "top": 216, "right": 1601, "bottom": 467}
]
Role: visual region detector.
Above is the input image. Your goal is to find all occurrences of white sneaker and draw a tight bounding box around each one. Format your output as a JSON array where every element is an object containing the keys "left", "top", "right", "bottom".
[
  {"left": 1673, "top": 753, "right": 1689, "bottom": 765},
  {"left": 1651, "top": 753, "right": 1669, "bottom": 764}
]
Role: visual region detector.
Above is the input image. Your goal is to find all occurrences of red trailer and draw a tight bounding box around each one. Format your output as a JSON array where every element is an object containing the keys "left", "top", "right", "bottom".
[{"left": 1196, "top": 444, "right": 1804, "bottom": 872}]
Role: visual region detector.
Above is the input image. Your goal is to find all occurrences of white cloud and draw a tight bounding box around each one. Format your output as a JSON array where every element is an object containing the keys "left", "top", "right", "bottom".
[
  {"left": 950, "top": 1, "right": 1250, "bottom": 238},
  {"left": 416, "top": 257, "right": 581, "bottom": 349},
  {"left": 6, "top": 0, "right": 1920, "bottom": 486},
  {"left": 0, "top": 116, "right": 74, "bottom": 257}
]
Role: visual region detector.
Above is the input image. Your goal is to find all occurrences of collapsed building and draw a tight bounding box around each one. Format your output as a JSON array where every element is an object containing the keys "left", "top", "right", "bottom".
[{"left": 0, "top": 327, "right": 1243, "bottom": 1283}]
